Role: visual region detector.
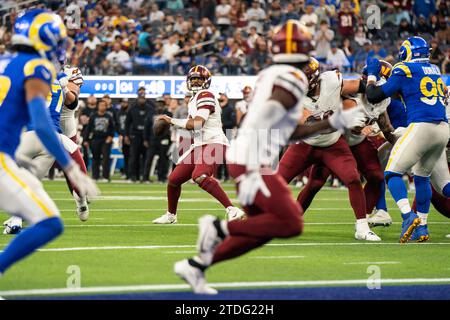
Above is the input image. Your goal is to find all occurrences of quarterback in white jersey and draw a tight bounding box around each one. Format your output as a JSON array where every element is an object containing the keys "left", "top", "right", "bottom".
[
  {"left": 173, "top": 20, "right": 366, "bottom": 295},
  {"left": 152, "top": 65, "right": 243, "bottom": 225}
]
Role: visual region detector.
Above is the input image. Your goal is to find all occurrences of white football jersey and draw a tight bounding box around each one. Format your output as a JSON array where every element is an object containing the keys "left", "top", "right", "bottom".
[
  {"left": 60, "top": 105, "right": 78, "bottom": 138},
  {"left": 187, "top": 89, "right": 229, "bottom": 147},
  {"left": 227, "top": 64, "right": 308, "bottom": 167},
  {"left": 345, "top": 78, "right": 391, "bottom": 146},
  {"left": 302, "top": 70, "right": 343, "bottom": 147},
  {"left": 60, "top": 65, "right": 84, "bottom": 138}
]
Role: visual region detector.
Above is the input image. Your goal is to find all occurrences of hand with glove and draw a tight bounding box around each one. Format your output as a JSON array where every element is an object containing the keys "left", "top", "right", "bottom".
[
  {"left": 366, "top": 57, "right": 381, "bottom": 82},
  {"left": 58, "top": 72, "right": 71, "bottom": 94},
  {"left": 64, "top": 162, "right": 100, "bottom": 199},
  {"left": 328, "top": 104, "right": 367, "bottom": 133},
  {"left": 236, "top": 170, "right": 271, "bottom": 206}
]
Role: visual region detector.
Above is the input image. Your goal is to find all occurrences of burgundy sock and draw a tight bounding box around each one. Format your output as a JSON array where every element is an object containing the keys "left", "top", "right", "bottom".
[
  {"left": 167, "top": 183, "right": 181, "bottom": 214},
  {"left": 363, "top": 178, "right": 382, "bottom": 214},
  {"left": 212, "top": 235, "right": 271, "bottom": 265},
  {"left": 198, "top": 176, "right": 233, "bottom": 208},
  {"left": 348, "top": 182, "right": 367, "bottom": 219}
]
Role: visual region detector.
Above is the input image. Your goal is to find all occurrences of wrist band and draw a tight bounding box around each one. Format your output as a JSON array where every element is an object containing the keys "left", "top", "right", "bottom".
[
  {"left": 367, "top": 75, "right": 377, "bottom": 83},
  {"left": 171, "top": 118, "right": 188, "bottom": 129}
]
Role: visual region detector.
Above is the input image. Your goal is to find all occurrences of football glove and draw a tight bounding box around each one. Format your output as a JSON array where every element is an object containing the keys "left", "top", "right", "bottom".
[
  {"left": 366, "top": 57, "right": 381, "bottom": 77},
  {"left": 64, "top": 162, "right": 100, "bottom": 199},
  {"left": 236, "top": 170, "right": 271, "bottom": 206}
]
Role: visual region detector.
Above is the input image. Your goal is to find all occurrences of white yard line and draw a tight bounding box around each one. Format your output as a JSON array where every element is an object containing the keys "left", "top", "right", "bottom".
[
  {"left": 1, "top": 242, "right": 448, "bottom": 253},
  {"left": 343, "top": 261, "right": 401, "bottom": 265},
  {"left": 1, "top": 277, "right": 450, "bottom": 297},
  {"left": 51, "top": 197, "right": 368, "bottom": 201}
]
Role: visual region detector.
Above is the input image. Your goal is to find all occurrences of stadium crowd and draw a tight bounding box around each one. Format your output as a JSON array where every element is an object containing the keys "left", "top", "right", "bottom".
[{"left": 0, "top": 0, "right": 450, "bottom": 75}]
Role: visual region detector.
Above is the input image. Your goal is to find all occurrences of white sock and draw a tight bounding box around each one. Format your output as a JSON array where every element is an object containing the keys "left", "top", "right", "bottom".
[
  {"left": 397, "top": 198, "right": 411, "bottom": 214},
  {"left": 417, "top": 212, "right": 428, "bottom": 225},
  {"left": 356, "top": 218, "right": 370, "bottom": 233}
]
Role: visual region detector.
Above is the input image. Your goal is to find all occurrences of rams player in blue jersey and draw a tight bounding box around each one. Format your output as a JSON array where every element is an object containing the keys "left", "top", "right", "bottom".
[
  {"left": 0, "top": 9, "right": 98, "bottom": 275},
  {"left": 366, "top": 36, "right": 449, "bottom": 243}
]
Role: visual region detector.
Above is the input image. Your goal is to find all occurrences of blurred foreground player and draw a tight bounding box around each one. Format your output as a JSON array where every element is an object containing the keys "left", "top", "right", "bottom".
[
  {"left": 153, "top": 65, "right": 245, "bottom": 223},
  {"left": 0, "top": 9, "right": 98, "bottom": 274},
  {"left": 173, "top": 20, "right": 366, "bottom": 294}
]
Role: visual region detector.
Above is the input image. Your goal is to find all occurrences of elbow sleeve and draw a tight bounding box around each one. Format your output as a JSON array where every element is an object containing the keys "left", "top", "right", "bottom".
[
  {"left": 366, "top": 84, "right": 387, "bottom": 104},
  {"left": 65, "top": 96, "right": 78, "bottom": 110}
]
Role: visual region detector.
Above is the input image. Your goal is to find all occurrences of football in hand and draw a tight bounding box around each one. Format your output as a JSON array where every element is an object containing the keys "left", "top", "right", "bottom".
[{"left": 153, "top": 118, "right": 170, "bottom": 137}]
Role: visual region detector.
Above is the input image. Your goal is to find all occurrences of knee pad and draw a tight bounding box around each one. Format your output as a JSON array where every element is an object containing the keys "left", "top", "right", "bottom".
[
  {"left": 384, "top": 171, "right": 402, "bottom": 184},
  {"left": 193, "top": 174, "right": 208, "bottom": 185}
]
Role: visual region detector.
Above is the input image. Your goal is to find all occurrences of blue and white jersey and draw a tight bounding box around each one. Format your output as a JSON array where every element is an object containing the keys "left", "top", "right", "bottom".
[
  {"left": 0, "top": 52, "right": 55, "bottom": 158},
  {"left": 380, "top": 61, "right": 447, "bottom": 125}
]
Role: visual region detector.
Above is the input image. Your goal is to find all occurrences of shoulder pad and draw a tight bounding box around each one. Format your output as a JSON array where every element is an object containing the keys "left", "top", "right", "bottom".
[
  {"left": 23, "top": 58, "right": 56, "bottom": 85},
  {"left": 392, "top": 62, "right": 412, "bottom": 78}
]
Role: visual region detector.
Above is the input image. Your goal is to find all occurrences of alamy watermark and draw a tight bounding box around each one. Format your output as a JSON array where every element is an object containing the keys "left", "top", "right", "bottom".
[
  {"left": 66, "top": 265, "right": 81, "bottom": 289},
  {"left": 367, "top": 265, "right": 381, "bottom": 289}
]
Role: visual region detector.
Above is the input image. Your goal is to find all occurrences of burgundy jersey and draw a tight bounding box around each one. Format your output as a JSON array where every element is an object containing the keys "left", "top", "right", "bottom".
[{"left": 337, "top": 11, "right": 355, "bottom": 37}]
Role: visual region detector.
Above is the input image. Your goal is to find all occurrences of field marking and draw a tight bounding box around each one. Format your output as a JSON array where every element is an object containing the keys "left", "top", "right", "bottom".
[
  {"left": 165, "top": 251, "right": 198, "bottom": 254},
  {"left": 1, "top": 277, "right": 450, "bottom": 297},
  {"left": 1, "top": 242, "right": 449, "bottom": 253},
  {"left": 251, "top": 255, "right": 305, "bottom": 259},
  {"left": 343, "top": 261, "right": 401, "bottom": 265},
  {"left": 52, "top": 197, "right": 371, "bottom": 202},
  {"left": 60, "top": 221, "right": 450, "bottom": 228},
  {"left": 58, "top": 208, "right": 356, "bottom": 212}
]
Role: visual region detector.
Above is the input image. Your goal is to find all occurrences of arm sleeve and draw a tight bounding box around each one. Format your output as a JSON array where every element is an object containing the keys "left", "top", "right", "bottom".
[
  {"left": 366, "top": 74, "right": 403, "bottom": 104},
  {"left": 28, "top": 96, "right": 71, "bottom": 168}
]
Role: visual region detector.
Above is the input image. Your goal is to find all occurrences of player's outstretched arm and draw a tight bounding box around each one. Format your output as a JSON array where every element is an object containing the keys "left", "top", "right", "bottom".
[
  {"left": 159, "top": 114, "right": 207, "bottom": 130},
  {"left": 365, "top": 57, "right": 401, "bottom": 104},
  {"left": 341, "top": 79, "right": 366, "bottom": 96},
  {"left": 377, "top": 111, "right": 397, "bottom": 144}
]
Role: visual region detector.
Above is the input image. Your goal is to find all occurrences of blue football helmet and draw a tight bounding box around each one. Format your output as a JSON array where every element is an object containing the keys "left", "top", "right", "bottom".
[
  {"left": 12, "top": 9, "right": 68, "bottom": 62},
  {"left": 398, "top": 36, "right": 430, "bottom": 62}
]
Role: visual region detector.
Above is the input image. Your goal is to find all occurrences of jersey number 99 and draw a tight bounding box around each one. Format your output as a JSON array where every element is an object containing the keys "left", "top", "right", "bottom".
[{"left": 420, "top": 76, "right": 446, "bottom": 106}]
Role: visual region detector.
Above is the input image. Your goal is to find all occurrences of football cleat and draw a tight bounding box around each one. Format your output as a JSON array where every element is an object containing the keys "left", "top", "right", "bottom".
[
  {"left": 153, "top": 212, "right": 177, "bottom": 224},
  {"left": 367, "top": 209, "right": 393, "bottom": 227},
  {"left": 197, "top": 215, "right": 226, "bottom": 265},
  {"left": 409, "top": 224, "right": 429, "bottom": 242},
  {"left": 74, "top": 192, "right": 89, "bottom": 222},
  {"left": 400, "top": 212, "right": 421, "bottom": 243},
  {"left": 174, "top": 258, "right": 217, "bottom": 295},
  {"left": 3, "top": 217, "right": 23, "bottom": 235},
  {"left": 226, "top": 206, "right": 245, "bottom": 221},
  {"left": 354, "top": 230, "right": 381, "bottom": 241}
]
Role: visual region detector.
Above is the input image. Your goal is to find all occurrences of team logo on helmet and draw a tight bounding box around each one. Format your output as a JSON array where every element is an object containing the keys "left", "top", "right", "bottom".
[
  {"left": 186, "top": 65, "right": 212, "bottom": 92},
  {"left": 272, "top": 20, "right": 312, "bottom": 64}
]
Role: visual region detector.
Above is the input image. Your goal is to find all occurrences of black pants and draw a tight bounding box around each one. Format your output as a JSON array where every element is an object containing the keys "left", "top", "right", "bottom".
[
  {"left": 128, "top": 134, "right": 147, "bottom": 181},
  {"left": 143, "top": 141, "right": 170, "bottom": 182},
  {"left": 121, "top": 143, "right": 130, "bottom": 178},
  {"left": 90, "top": 139, "right": 112, "bottom": 180}
]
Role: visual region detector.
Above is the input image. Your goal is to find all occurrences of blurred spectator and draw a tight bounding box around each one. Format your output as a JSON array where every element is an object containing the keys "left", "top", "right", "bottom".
[
  {"left": 126, "top": 88, "right": 155, "bottom": 182},
  {"left": 216, "top": 0, "right": 232, "bottom": 34},
  {"left": 143, "top": 97, "right": 172, "bottom": 183},
  {"left": 368, "top": 40, "right": 388, "bottom": 59},
  {"left": 248, "top": 37, "right": 271, "bottom": 74},
  {"left": 105, "top": 42, "right": 131, "bottom": 74},
  {"left": 442, "top": 47, "right": 450, "bottom": 74},
  {"left": 117, "top": 98, "right": 131, "bottom": 179},
  {"left": 268, "top": 0, "right": 283, "bottom": 26},
  {"left": 315, "top": 20, "right": 334, "bottom": 61},
  {"left": 223, "top": 37, "right": 246, "bottom": 74},
  {"left": 326, "top": 41, "right": 350, "bottom": 71},
  {"left": 342, "top": 38, "right": 354, "bottom": 68},
  {"left": 435, "top": 15, "right": 450, "bottom": 45},
  {"left": 235, "top": 86, "right": 252, "bottom": 126},
  {"left": 246, "top": 0, "right": 266, "bottom": 34},
  {"left": 299, "top": 5, "right": 318, "bottom": 36},
  {"left": 138, "top": 23, "right": 153, "bottom": 54},
  {"left": 315, "top": 0, "right": 335, "bottom": 25},
  {"left": 416, "top": 14, "right": 433, "bottom": 36},
  {"left": 80, "top": 94, "right": 98, "bottom": 167},
  {"left": 84, "top": 99, "right": 115, "bottom": 182},
  {"left": 413, "top": 0, "right": 436, "bottom": 20},
  {"left": 398, "top": 17, "right": 416, "bottom": 39},
  {"left": 83, "top": 27, "right": 102, "bottom": 51},
  {"left": 282, "top": 3, "right": 301, "bottom": 23},
  {"left": 149, "top": 3, "right": 165, "bottom": 22},
  {"left": 336, "top": 0, "right": 356, "bottom": 40},
  {"left": 167, "top": 0, "right": 184, "bottom": 11}
]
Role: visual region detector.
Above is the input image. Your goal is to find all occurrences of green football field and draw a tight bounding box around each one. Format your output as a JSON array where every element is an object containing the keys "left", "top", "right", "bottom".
[{"left": 0, "top": 179, "right": 450, "bottom": 299}]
